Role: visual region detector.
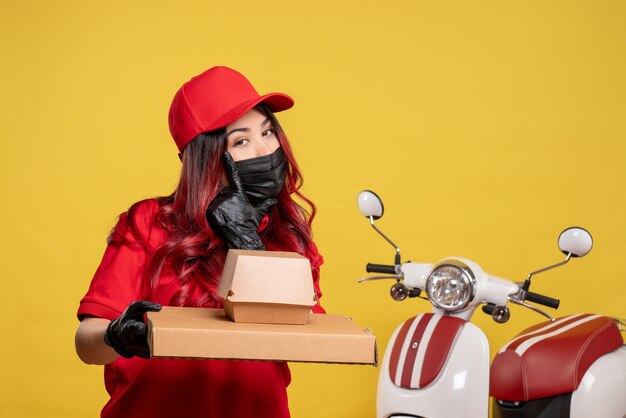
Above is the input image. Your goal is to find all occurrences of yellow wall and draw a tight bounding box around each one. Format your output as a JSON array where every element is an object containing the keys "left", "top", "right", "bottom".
[{"left": 1, "top": 1, "right": 624, "bottom": 417}]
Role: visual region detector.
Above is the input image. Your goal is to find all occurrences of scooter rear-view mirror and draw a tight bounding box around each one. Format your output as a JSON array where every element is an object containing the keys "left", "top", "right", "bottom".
[
  {"left": 357, "top": 190, "right": 401, "bottom": 265},
  {"left": 558, "top": 227, "right": 593, "bottom": 258},
  {"left": 357, "top": 190, "right": 384, "bottom": 220}
]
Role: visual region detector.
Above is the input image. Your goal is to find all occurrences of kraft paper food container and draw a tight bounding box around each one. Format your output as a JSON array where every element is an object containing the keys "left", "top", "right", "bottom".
[
  {"left": 217, "top": 250, "right": 317, "bottom": 325},
  {"left": 147, "top": 307, "right": 378, "bottom": 366}
]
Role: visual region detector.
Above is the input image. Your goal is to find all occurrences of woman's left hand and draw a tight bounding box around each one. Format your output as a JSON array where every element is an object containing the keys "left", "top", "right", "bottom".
[{"left": 207, "top": 152, "right": 276, "bottom": 250}]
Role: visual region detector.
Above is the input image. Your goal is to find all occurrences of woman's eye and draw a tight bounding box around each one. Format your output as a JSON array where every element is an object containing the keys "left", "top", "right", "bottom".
[
  {"left": 262, "top": 128, "right": 276, "bottom": 137},
  {"left": 233, "top": 138, "right": 249, "bottom": 147}
]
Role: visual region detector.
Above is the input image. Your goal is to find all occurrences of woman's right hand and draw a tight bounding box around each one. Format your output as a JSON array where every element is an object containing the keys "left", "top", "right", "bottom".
[{"left": 104, "top": 300, "right": 162, "bottom": 359}]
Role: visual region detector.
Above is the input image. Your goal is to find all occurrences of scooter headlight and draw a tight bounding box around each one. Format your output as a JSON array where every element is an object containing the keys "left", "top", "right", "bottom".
[{"left": 426, "top": 260, "right": 475, "bottom": 312}]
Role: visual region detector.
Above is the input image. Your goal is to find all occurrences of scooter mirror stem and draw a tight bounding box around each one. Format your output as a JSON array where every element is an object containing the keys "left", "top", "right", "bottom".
[
  {"left": 369, "top": 216, "right": 402, "bottom": 265},
  {"left": 522, "top": 252, "right": 572, "bottom": 291}
]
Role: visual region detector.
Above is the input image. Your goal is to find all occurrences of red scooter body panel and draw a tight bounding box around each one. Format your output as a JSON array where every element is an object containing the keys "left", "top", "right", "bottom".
[
  {"left": 388, "top": 313, "right": 466, "bottom": 389},
  {"left": 491, "top": 314, "right": 623, "bottom": 401}
]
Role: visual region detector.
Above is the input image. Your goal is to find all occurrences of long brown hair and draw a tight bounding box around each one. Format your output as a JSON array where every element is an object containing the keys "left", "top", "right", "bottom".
[{"left": 114, "top": 104, "right": 317, "bottom": 307}]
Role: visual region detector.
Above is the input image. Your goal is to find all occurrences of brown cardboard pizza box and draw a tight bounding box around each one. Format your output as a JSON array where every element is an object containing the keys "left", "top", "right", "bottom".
[{"left": 147, "top": 307, "right": 377, "bottom": 365}]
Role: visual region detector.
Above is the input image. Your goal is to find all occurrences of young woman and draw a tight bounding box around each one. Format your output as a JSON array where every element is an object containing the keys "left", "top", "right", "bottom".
[{"left": 75, "top": 66, "right": 324, "bottom": 418}]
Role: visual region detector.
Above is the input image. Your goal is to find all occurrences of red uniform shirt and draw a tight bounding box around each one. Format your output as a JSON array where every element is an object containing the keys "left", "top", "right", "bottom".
[{"left": 78, "top": 199, "right": 324, "bottom": 418}]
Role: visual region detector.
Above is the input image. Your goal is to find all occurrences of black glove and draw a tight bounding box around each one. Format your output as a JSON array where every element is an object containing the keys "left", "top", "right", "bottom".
[
  {"left": 207, "top": 152, "right": 277, "bottom": 250},
  {"left": 104, "top": 300, "right": 162, "bottom": 359}
]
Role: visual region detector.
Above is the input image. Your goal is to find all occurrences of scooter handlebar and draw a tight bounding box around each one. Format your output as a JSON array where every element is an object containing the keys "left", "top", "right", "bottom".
[
  {"left": 525, "top": 291, "right": 560, "bottom": 309},
  {"left": 366, "top": 263, "right": 397, "bottom": 274}
]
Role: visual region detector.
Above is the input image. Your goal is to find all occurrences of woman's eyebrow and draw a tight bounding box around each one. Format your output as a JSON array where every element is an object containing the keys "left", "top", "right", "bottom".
[
  {"left": 226, "top": 118, "right": 272, "bottom": 137},
  {"left": 226, "top": 127, "right": 248, "bottom": 138}
]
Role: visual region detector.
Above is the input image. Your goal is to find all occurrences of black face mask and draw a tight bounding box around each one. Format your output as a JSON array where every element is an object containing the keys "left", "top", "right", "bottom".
[{"left": 234, "top": 147, "right": 287, "bottom": 205}]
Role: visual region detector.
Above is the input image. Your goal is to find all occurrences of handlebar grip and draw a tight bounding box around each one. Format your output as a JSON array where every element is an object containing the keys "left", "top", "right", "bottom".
[
  {"left": 366, "top": 263, "right": 397, "bottom": 274},
  {"left": 525, "top": 291, "right": 560, "bottom": 309}
]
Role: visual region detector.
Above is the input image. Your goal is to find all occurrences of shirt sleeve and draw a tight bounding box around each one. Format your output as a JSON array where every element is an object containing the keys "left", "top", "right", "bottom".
[{"left": 77, "top": 200, "right": 159, "bottom": 321}]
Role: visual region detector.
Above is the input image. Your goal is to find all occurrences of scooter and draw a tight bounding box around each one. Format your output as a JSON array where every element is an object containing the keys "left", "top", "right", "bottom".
[{"left": 356, "top": 190, "right": 626, "bottom": 418}]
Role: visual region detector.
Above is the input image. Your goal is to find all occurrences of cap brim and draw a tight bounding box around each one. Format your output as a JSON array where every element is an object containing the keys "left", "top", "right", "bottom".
[
  {"left": 206, "top": 92, "right": 294, "bottom": 133},
  {"left": 258, "top": 92, "right": 294, "bottom": 114}
]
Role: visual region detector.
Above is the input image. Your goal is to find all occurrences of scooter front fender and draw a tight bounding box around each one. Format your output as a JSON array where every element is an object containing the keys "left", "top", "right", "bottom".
[{"left": 377, "top": 314, "right": 490, "bottom": 418}]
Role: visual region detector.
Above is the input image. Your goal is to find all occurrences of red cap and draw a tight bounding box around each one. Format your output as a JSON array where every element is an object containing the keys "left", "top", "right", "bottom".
[{"left": 168, "top": 66, "right": 294, "bottom": 152}]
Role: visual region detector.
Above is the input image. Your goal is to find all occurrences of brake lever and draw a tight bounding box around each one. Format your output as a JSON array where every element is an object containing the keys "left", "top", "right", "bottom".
[
  {"left": 357, "top": 275, "right": 402, "bottom": 283},
  {"left": 508, "top": 296, "right": 555, "bottom": 322}
]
